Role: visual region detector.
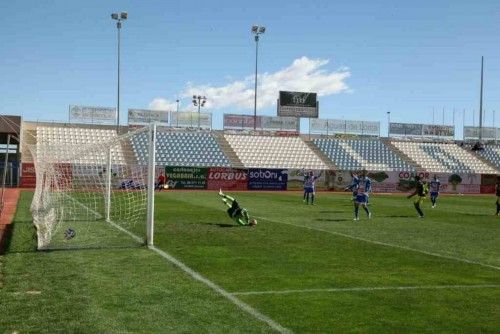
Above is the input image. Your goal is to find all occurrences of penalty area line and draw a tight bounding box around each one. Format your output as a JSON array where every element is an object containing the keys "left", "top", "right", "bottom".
[
  {"left": 232, "top": 284, "right": 500, "bottom": 296},
  {"left": 254, "top": 216, "right": 500, "bottom": 271},
  {"left": 149, "top": 246, "right": 291, "bottom": 334},
  {"left": 106, "top": 219, "right": 291, "bottom": 333}
]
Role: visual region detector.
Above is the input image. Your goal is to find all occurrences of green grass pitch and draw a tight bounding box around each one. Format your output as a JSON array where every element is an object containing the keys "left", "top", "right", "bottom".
[{"left": 1, "top": 190, "right": 499, "bottom": 333}]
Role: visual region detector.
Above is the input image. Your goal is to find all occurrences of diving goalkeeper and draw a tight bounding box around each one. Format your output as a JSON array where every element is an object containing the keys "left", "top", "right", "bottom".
[{"left": 219, "top": 189, "right": 257, "bottom": 226}]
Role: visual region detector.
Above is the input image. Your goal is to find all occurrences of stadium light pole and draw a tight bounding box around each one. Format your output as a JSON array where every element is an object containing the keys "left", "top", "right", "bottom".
[
  {"left": 192, "top": 95, "right": 207, "bottom": 129},
  {"left": 111, "top": 12, "right": 127, "bottom": 133},
  {"left": 386, "top": 111, "right": 391, "bottom": 137},
  {"left": 251, "top": 25, "right": 266, "bottom": 131}
]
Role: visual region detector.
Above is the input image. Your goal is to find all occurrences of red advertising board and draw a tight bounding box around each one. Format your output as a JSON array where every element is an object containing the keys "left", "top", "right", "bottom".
[
  {"left": 20, "top": 163, "right": 36, "bottom": 188},
  {"left": 21, "top": 163, "right": 36, "bottom": 178},
  {"left": 206, "top": 167, "right": 248, "bottom": 190},
  {"left": 20, "top": 177, "right": 36, "bottom": 188}
]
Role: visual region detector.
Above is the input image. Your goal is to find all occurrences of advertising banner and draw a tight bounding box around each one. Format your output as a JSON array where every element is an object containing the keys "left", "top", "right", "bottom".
[
  {"left": 21, "top": 162, "right": 36, "bottom": 178},
  {"left": 422, "top": 124, "right": 454, "bottom": 138},
  {"left": 324, "top": 170, "right": 483, "bottom": 194},
  {"left": 260, "top": 116, "right": 300, "bottom": 132},
  {"left": 171, "top": 112, "right": 212, "bottom": 129},
  {"left": 389, "top": 123, "right": 423, "bottom": 136},
  {"left": 165, "top": 166, "right": 208, "bottom": 189},
  {"left": 278, "top": 91, "right": 318, "bottom": 118},
  {"left": 248, "top": 168, "right": 288, "bottom": 190},
  {"left": 480, "top": 174, "right": 497, "bottom": 194},
  {"left": 223, "top": 114, "right": 260, "bottom": 130},
  {"left": 20, "top": 162, "right": 36, "bottom": 187},
  {"left": 463, "top": 126, "right": 497, "bottom": 141},
  {"left": 310, "top": 119, "right": 380, "bottom": 136},
  {"left": 206, "top": 167, "right": 248, "bottom": 190},
  {"left": 128, "top": 109, "right": 169, "bottom": 126},
  {"left": 69, "top": 105, "right": 117, "bottom": 125}
]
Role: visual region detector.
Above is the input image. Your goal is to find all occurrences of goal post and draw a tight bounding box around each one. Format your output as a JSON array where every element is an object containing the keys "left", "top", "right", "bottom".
[{"left": 28, "top": 123, "right": 157, "bottom": 250}]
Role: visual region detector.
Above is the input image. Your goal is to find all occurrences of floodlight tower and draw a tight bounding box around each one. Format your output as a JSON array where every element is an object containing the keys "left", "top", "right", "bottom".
[
  {"left": 111, "top": 11, "right": 128, "bottom": 133},
  {"left": 192, "top": 95, "right": 207, "bottom": 129},
  {"left": 251, "top": 25, "right": 266, "bottom": 131}
]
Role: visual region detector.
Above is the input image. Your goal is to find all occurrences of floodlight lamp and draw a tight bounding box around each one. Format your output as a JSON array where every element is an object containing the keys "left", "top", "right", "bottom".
[
  {"left": 120, "top": 12, "right": 128, "bottom": 20},
  {"left": 251, "top": 25, "right": 259, "bottom": 33},
  {"left": 111, "top": 13, "right": 119, "bottom": 20},
  {"left": 258, "top": 26, "right": 266, "bottom": 33}
]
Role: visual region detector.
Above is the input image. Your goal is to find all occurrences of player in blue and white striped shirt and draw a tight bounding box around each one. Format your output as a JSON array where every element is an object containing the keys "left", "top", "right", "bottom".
[{"left": 429, "top": 175, "right": 441, "bottom": 208}]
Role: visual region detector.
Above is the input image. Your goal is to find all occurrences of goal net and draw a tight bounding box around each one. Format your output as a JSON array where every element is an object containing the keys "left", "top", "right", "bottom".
[{"left": 27, "top": 125, "right": 156, "bottom": 250}]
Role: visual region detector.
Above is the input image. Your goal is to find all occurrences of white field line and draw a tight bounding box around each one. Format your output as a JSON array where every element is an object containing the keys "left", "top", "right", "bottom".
[
  {"left": 232, "top": 284, "right": 500, "bottom": 296},
  {"left": 60, "top": 192, "right": 103, "bottom": 219},
  {"left": 104, "top": 218, "right": 290, "bottom": 333},
  {"left": 254, "top": 216, "right": 500, "bottom": 271},
  {"left": 149, "top": 245, "right": 291, "bottom": 334},
  {"left": 55, "top": 199, "right": 290, "bottom": 332}
]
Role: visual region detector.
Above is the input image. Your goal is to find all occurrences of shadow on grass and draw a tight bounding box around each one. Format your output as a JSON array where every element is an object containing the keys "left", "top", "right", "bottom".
[
  {"left": 202, "top": 222, "right": 241, "bottom": 228},
  {"left": 316, "top": 218, "right": 350, "bottom": 222},
  {"left": 385, "top": 215, "right": 414, "bottom": 218}
]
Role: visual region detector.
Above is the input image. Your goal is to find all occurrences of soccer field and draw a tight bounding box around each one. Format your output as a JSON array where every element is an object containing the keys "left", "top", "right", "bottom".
[{"left": 1, "top": 190, "right": 499, "bottom": 333}]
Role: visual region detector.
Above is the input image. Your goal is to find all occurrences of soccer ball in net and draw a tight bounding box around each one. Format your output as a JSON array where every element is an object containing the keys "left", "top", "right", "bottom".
[{"left": 64, "top": 228, "right": 76, "bottom": 240}]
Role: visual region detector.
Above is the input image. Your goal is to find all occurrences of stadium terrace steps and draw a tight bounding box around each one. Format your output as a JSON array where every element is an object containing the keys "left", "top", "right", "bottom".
[
  {"left": 212, "top": 132, "right": 245, "bottom": 169},
  {"left": 225, "top": 134, "right": 329, "bottom": 170},
  {"left": 303, "top": 139, "right": 337, "bottom": 170},
  {"left": 381, "top": 138, "right": 422, "bottom": 170},
  {"left": 312, "top": 138, "right": 414, "bottom": 171},
  {"left": 476, "top": 145, "right": 500, "bottom": 170},
  {"left": 35, "top": 126, "right": 126, "bottom": 164},
  {"left": 131, "top": 131, "right": 232, "bottom": 168},
  {"left": 20, "top": 129, "right": 37, "bottom": 163},
  {"left": 391, "top": 140, "right": 498, "bottom": 174}
]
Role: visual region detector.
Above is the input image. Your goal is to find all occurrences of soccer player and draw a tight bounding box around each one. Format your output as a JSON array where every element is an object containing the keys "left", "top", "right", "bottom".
[
  {"left": 345, "top": 172, "right": 360, "bottom": 200},
  {"left": 219, "top": 189, "right": 257, "bottom": 226},
  {"left": 352, "top": 179, "right": 371, "bottom": 221},
  {"left": 361, "top": 173, "right": 372, "bottom": 205},
  {"left": 429, "top": 174, "right": 441, "bottom": 208},
  {"left": 303, "top": 170, "right": 323, "bottom": 205},
  {"left": 156, "top": 172, "right": 167, "bottom": 190},
  {"left": 407, "top": 175, "right": 427, "bottom": 218},
  {"left": 301, "top": 169, "right": 310, "bottom": 203}
]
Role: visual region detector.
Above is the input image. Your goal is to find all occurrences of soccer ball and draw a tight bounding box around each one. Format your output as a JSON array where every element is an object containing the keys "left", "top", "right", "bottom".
[
  {"left": 64, "top": 228, "right": 76, "bottom": 240},
  {"left": 249, "top": 219, "right": 257, "bottom": 226},
  {"left": 163, "top": 184, "right": 169, "bottom": 189}
]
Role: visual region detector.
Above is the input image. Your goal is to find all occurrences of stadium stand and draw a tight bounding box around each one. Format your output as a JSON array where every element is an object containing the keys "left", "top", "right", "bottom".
[
  {"left": 131, "top": 131, "right": 231, "bottom": 167},
  {"left": 225, "top": 134, "right": 329, "bottom": 169},
  {"left": 312, "top": 138, "right": 414, "bottom": 171},
  {"left": 391, "top": 140, "right": 498, "bottom": 173},
  {"left": 35, "top": 125, "right": 125, "bottom": 164},
  {"left": 476, "top": 145, "right": 500, "bottom": 169}
]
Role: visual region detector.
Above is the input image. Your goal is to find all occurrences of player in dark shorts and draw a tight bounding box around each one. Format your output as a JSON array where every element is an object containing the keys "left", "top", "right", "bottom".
[
  {"left": 352, "top": 175, "right": 371, "bottom": 221},
  {"left": 407, "top": 175, "right": 428, "bottom": 218},
  {"left": 219, "top": 189, "right": 257, "bottom": 226}
]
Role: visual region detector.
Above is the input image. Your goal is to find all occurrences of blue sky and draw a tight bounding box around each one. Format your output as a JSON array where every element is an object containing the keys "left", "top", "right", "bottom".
[{"left": 1, "top": 0, "right": 499, "bottom": 137}]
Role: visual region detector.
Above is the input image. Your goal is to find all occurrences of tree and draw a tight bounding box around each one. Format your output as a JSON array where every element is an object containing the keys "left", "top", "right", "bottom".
[{"left": 448, "top": 174, "right": 462, "bottom": 191}]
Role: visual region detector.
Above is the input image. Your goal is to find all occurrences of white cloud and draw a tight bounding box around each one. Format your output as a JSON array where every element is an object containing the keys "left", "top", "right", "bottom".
[
  {"left": 150, "top": 56, "right": 350, "bottom": 111},
  {"left": 149, "top": 98, "right": 179, "bottom": 111}
]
